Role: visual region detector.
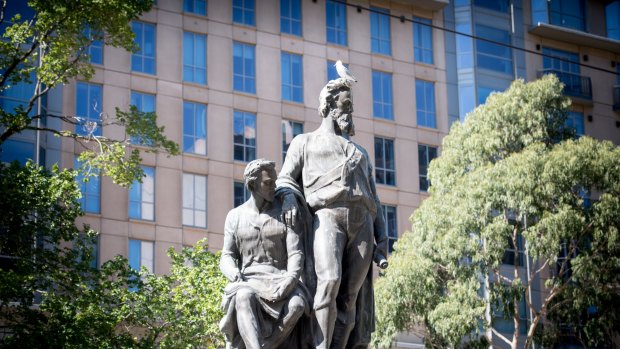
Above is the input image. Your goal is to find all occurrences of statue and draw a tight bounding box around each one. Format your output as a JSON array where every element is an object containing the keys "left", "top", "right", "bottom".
[
  {"left": 220, "top": 159, "right": 310, "bottom": 349},
  {"left": 276, "top": 74, "right": 389, "bottom": 349}
]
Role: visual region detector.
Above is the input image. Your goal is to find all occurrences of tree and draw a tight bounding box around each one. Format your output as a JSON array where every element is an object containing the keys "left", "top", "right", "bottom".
[
  {"left": 372, "top": 75, "right": 620, "bottom": 348},
  {"left": 0, "top": 0, "right": 178, "bottom": 185}
]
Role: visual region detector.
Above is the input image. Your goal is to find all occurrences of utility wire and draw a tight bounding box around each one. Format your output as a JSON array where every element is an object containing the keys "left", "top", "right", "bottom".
[{"left": 331, "top": 0, "right": 620, "bottom": 77}]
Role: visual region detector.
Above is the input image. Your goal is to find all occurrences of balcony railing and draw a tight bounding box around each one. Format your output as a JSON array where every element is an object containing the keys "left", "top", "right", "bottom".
[
  {"left": 537, "top": 69, "right": 592, "bottom": 100},
  {"left": 614, "top": 85, "right": 620, "bottom": 112}
]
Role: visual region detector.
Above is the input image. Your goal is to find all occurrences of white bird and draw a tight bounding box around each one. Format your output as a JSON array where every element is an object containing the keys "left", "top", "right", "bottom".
[{"left": 334, "top": 60, "right": 357, "bottom": 83}]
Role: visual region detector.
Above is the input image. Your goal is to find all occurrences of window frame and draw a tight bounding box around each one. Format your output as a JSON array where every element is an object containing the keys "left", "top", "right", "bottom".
[
  {"left": 233, "top": 110, "right": 257, "bottom": 162},
  {"left": 74, "top": 157, "right": 101, "bottom": 214},
  {"left": 282, "top": 120, "right": 303, "bottom": 161},
  {"left": 131, "top": 21, "right": 156, "bottom": 75},
  {"left": 128, "top": 166, "right": 155, "bottom": 221},
  {"left": 281, "top": 0, "right": 302, "bottom": 36},
  {"left": 281, "top": 51, "right": 304, "bottom": 103},
  {"left": 370, "top": 6, "right": 391, "bottom": 56},
  {"left": 182, "top": 173, "right": 207, "bottom": 228},
  {"left": 381, "top": 204, "right": 398, "bottom": 253},
  {"left": 416, "top": 79, "right": 436, "bottom": 129},
  {"left": 233, "top": 41, "right": 256, "bottom": 94},
  {"left": 183, "top": 101, "right": 207, "bottom": 155},
  {"left": 326, "top": 0, "right": 347, "bottom": 46},
  {"left": 75, "top": 81, "right": 102, "bottom": 137},
  {"left": 372, "top": 70, "right": 393, "bottom": 120},
  {"left": 374, "top": 137, "right": 396, "bottom": 186},
  {"left": 418, "top": 144, "right": 437, "bottom": 192},
  {"left": 413, "top": 16, "right": 433, "bottom": 64},
  {"left": 233, "top": 0, "right": 255, "bottom": 26},
  {"left": 183, "top": 0, "right": 206, "bottom": 16},
  {"left": 183, "top": 31, "right": 207, "bottom": 85}
]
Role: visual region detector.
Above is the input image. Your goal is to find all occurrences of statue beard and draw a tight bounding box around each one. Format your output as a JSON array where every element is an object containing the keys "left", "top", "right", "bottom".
[{"left": 329, "top": 109, "right": 356, "bottom": 137}]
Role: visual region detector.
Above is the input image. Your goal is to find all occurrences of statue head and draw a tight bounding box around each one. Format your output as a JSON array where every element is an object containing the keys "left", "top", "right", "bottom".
[
  {"left": 244, "top": 159, "right": 277, "bottom": 202},
  {"left": 318, "top": 78, "right": 355, "bottom": 136}
]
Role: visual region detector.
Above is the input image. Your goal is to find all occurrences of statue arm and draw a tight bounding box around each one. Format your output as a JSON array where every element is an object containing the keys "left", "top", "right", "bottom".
[
  {"left": 277, "top": 135, "right": 306, "bottom": 228},
  {"left": 220, "top": 210, "right": 243, "bottom": 281},
  {"left": 271, "top": 225, "right": 303, "bottom": 302}
]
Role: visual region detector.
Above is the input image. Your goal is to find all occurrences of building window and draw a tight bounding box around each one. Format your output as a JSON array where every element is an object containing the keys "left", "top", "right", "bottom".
[
  {"left": 131, "top": 21, "right": 156, "bottom": 74},
  {"left": 282, "top": 120, "right": 303, "bottom": 161},
  {"left": 418, "top": 144, "right": 437, "bottom": 192},
  {"left": 281, "top": 52, "right": 303, "bottom": 103},
  {"left": 327, "top": 60, "right": 339, "bottom": 81},
  {"left": 381, "top": 205, "right": 397, "bottom": 253},
  {"left": 233, "top": 111, "right": 256, "bottom": 162},
  {"left": 326, "top": 0, "right": 347, "bottom": 46},
  {"left": 475, "top": 24, "right": 512, "bottom": 75},
  {"left": 184, "top": 0, "right": 206, "bottom": 16},
  {"left": 416, "top": 80, "right": 436, "bottom": 128},
  {"left": 566, "top": 111, "right": 585, "bottom": 137},
  {"left": 183, "top": 173, "right": 207, "bottom": 228},
  {"left": 414, "top": 17, "right": 433, "bottom": 64},
  {"left": 370, "top": 7, "right": 391, "bottom": 56},
  {"left": 74, "top": 158, "right": 100, "bottom": 214},
  {"left": 183, "top": 32, "right": 206, "bottom": 85},
  {"left": 281, "top": 0, "right": 301, "bottom": 36},
  {"left": 130, "top": 91, "right": 155, "bottom": 145},
  {"left": 183, "top": 101, "right": 207, "bottom": 155},
  {"left": 375, "top": 137, "right": 395, "bottom": 186},
  {"left": 234, "top": 181, "right": 250, "bottom": 207},
  {"left": 84, "top": 27, "right": 103, "bottom": 65},
  {"left": 76, "top": 82, "right": 102, "bottom": 137},
  {"left": 477, "top": 86, "right": 498, "bottom": 106},
  {"left": 128, "top": 239, "right": 154, "bottom": 290},
  {"left": 502, "top": 234, "right": 524, "bottom": 266},
  {"left": 129, "top": 166, "right": 155, "bottom": 221},
  {"left": 372, "top": 71, "right": 393, "bottom": 120},
  {"left": 493, "top": 292, "right": 528, "bottom": 335},
  {"left": 474, "top": 0, "right": 509, "bottom": 12},
  {"left": 0, "top": 139, "right": 34, "bottom": 165},
  {"left": 233, "top": 42, "right": 256, "bottom": 94},
  {"left": 233, "top": 0, "right": 255, "bottom": 26},
  {"left": 549, "top": 0, "right": 585, "bottom": 31},
  {"left": 607, "top": 1, "right": 620, "bottom": 40},
  {"left": 542, "top": 47, "right": 588, "bottom": 98}
]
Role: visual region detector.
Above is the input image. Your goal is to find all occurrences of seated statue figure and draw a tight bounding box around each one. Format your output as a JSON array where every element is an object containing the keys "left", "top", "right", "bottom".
[{"left": 220, "top": 159, "right": 309, "bottom": 349}]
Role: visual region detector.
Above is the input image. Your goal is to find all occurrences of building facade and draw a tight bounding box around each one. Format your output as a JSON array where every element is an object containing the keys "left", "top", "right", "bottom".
[{"left": 1, "top": 0, "right": 619, "bottom": 347}]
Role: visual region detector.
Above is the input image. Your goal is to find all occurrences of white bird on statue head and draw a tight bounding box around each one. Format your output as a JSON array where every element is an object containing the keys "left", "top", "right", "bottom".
[{"left": 334, "top": 60, "right": 357, "bottom": 84}]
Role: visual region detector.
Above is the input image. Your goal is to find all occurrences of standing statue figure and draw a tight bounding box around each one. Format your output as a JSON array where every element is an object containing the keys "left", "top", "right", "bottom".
[
  {"left": 277, "top": 77, "right": 389, "bottom": 349},
  {"left": 220, "top": 159, "right": 310, "bottom": 349}
]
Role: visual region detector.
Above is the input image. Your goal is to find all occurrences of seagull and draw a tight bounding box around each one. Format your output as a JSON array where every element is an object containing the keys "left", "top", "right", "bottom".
[{"left": 335, "top": 60, "right": 357, "bottom": 83}]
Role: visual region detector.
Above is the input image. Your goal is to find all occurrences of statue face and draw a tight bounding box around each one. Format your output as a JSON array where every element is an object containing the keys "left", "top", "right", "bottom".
[
  {"left": 331, "top": 90, "right": 355, "bottom": 136},
  {"left": 254, "top": 168, "right": 277, "bottom": 203}
]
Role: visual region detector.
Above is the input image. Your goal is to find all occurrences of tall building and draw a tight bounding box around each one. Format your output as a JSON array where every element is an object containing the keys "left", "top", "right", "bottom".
[{"left": 1, "top": 0, "right": 618, "bottom": 347}]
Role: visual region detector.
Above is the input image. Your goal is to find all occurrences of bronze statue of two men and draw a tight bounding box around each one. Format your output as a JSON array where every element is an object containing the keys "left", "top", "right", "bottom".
[{"left": 220, "top": 77, "right": 389, "bottom": 349}]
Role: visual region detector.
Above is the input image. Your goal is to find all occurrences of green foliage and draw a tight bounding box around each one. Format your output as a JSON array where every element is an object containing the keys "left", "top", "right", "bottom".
[
  {"left": 373, "top": 75, "right": 620, "bottom": 348},
  {"left": 0, "top": 0, "right": 179, "bottom": 186},
  {"left": 0, "top": 162, "right": 226, "bottom": 347}
]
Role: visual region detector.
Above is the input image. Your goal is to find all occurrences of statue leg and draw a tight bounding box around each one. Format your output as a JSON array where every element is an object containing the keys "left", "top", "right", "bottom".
[
  {"left": 263, "top": 294, "right": 306, "bottom": 348},
  {"left": 330, "top": 211, "right": 374, "bottom": 349},
  {"left": 312, "top": 208, "right": 346, "bottom": 349},
  {"left": 235, "top": 288, "right": 263, "bottom": 349}
]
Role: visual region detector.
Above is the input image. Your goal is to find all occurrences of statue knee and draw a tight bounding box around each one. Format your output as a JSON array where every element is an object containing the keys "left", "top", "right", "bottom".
[
  {"left": 235, "top": 288, "right": 256, "bottom": 310},
  {"left": 288, "top": 295, "right": 305, "bottom": 316}
]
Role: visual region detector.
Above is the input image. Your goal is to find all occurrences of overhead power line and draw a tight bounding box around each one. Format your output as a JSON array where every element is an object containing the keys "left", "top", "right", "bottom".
[{"left": 331, "top": 0, "right": 620, "bottom": 77}]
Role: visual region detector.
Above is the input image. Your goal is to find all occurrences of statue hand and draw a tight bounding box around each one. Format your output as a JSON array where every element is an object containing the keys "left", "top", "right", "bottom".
[
  {"left": 281, "top": 193, "right": 299, "bottom": 229},
  {"left": 270, "top": 277, "right": 296, "bottom": 302}
]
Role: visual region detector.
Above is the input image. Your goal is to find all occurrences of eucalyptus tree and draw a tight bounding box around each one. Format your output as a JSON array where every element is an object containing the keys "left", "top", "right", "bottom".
[{"left": 373, "top": 75, "right": 620, "bottom": 348}]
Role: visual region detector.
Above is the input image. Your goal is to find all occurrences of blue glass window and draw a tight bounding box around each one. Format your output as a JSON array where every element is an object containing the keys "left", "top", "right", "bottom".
[
  {"left": 76, "top": 82, "right": 102, "bottom": 137},
  {"left": 543, "top": 47, "right": 580, "bottom": 74},
  {"left": 233, "top": 111, "right": 256, "bottom": 162},
  {"left": 474, "top": 0, "right": 509, "bottom": 12},
  {"left": 233, "top": 42, "right": 256, "bottom": 94},
  {"left": 326, "top": 0, "right": 347, "bottom": 46},
  {"left": 129, "top": 166, "right": 155, "bottom": 221},
  {"left": 375, "top": 137, "right": 395, "bottom": 186},
  {"left": 281, "top": 0, "right": 301, "bottom": 36},
  {"left": 477, "top": 86, "right": 497, "bottom": 106},
  {"left": 184, "top": 0, "right": 206, "bottom": 16},
  {"left": 234, "top": 181, "right": 250, "bottom": 207},
  {"left": 282, "top": 120, "right": 303, "bottom": 161},
  {"left": 84, "top": 27, "right": 103, "bottom": 65},
  {"left": 566, "top": 111, "right": 585, "bottom": 137},
  {"left": 74, "top": 158, "right": 101, "bottom": 214},
  {"left": 183, "top": 173, "right": 207, "bottom": 228},
  {"left": 381, "top": 205, "right": 397, "bottom": 253},
  {"left": 183, "top": 32, "right": 207, "bottom": 85},
  {"left": 131, "top": 21, "right": 156, "bottom": 74},
  {"left": 372, "top": 71, "right": 393, "bottom": 120},
  {"left": 327, "top": 60, "right": 339, "bottom": 81},
  {"left": 549, "top": 0, "right": 585, "bottom": 31},
  {"left": 128, "top": 239, "right": 154, "bottom": 290},
  {"left": 183, "top": 101, "right": 207, "bottom": 155},
  {"left": 607, "top": 1, "right": 620, "bottom": 40},
  {"left": 0, "top": 139, "right": 34, "bottom": 165},
  {"left": 281, "top": 52, "right": 303, "bottom": 103},
  {"left": 416, "top": 80, "right": 436, "bottom": 128},
  {"left": 414, "top": 17, "right": 433, "bottom": 64},
  {"left": 475, "top": 24, "right": 512, "bottom": 75},
  {"left": 370, "top": 7, "right": 391, "bottom": 55},
  {"left": 233, "top": 0, "right": 255, "bottom": 26},
  {"left": 418, "top": 144, "right": 437, "bottom": 192},
  {"left": 130, "top": 91, "right": 155, "bottom": 145}
]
